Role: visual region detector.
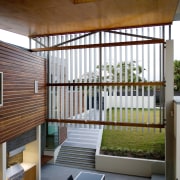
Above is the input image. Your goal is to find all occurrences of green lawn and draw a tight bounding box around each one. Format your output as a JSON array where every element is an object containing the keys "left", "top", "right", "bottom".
[
  {"left": 101, "top": 108, "right": 165, "bottom": 160},
  {"left": 105, "top": 107, "right": 161, "bottom": 124}
]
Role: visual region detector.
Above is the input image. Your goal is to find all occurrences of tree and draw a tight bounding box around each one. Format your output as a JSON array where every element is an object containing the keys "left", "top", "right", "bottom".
[
  {"left": 174, "top": 60, "right": 180, "bottom": 91},
  {"left": 96, "top": 61, "right": 144, "bottom": 83}
]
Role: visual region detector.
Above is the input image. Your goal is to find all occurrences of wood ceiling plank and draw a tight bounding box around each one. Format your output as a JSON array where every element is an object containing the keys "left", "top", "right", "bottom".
[{"left": 0, "top": 0, "right": 178, "bottom": 37}]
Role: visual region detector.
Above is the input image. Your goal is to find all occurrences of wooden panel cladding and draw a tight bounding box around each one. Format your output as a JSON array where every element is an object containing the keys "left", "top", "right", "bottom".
[{"left": 0, "top": 41, "right": 46, "bottom": 143}]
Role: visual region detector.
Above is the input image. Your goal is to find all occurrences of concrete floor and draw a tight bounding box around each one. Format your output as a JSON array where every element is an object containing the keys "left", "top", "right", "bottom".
[{"left": 41, "top": 164, "right": 151, "bottom": 180}]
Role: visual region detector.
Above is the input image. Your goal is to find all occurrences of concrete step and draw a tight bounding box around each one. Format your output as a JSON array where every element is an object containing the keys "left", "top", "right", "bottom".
[
  {"left": 58, "top": 153, "right": 95, "bottom": 161},
  {"left": 60, "top": 146, "right": 96, "bottom": 153},
  {"left": 63, "top": 141, "right": 97, "bottom": 149},
  {"left": 56, "top": 145, "right": 95, "bottom": 170},
  {"left": 57, "top": 155, "right": 95, "bottom": 163}
]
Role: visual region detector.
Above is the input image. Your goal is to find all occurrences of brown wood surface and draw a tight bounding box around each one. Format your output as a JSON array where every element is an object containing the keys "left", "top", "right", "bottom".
[
  {"left": 0, "top": 41, "right": 46, "bottom": 143},
  {"left": 0, "top": 0, "right": 178, "bottom": 37},
  {"left": 31, "top": 39, "right": 165, "bottom": 52},
  {"left": 47, "top": 119, "right": 165, "bottom": 129},
  {"left": 23, "top": 165, "right": 36, "bottom": 180},
  {"left": 47, "top": 81, "right": 165, "bottom": 87}
]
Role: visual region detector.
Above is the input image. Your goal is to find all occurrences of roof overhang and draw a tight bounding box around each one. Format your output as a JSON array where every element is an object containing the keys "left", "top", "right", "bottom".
[{"left": 0, "top": 0, "right": 179, "bottom": 37}]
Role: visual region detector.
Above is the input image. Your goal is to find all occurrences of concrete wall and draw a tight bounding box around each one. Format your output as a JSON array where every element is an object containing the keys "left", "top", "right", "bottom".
[
  {"left": 96, "top": 154, "right": 165, "bottom": 177},
  {"left": 165, "top": 40, "right": 175, "bottom": 180}
]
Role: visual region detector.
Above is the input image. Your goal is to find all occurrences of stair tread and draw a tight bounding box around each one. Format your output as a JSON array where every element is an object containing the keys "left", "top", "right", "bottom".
[
  {"left": 58, "top": 156, "right": 95, "bottom": 161},
  {"left": 59, "top": 151, "right": 95, "bottom": 156},
  {"left": 63, "top": 142, "right": 97, "bottom": 149},
  {"left": 57, "top": 159, "right": 95, "bottom": 166},
  {"left": 61, "top": 146, "right": 96, "bottom": 152}
]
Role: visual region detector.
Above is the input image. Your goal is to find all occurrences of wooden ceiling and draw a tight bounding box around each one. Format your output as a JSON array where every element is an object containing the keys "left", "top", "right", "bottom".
[{"left": 0, "top": 0, "right": 179, "bottom": 37}]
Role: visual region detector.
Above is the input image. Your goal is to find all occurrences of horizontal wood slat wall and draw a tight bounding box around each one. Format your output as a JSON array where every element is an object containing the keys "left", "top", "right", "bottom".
[{"left": 0, "top": 42, "right": 46, "bottom": 143}]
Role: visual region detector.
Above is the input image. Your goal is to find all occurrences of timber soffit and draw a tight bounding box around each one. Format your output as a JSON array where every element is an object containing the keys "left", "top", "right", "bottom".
[{"left": 0, "top": 0, "right": 179, "bottom": 37}]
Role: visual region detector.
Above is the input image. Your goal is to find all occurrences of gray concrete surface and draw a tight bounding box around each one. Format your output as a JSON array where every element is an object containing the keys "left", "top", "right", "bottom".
[{"left": 41, "top": 164, "right": 150, "bottom": 180}]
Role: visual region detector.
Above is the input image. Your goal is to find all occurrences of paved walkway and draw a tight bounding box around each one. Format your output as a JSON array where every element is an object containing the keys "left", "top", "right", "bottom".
[{"left": 41, "top": 164, "right": 150, "bottom": 180}]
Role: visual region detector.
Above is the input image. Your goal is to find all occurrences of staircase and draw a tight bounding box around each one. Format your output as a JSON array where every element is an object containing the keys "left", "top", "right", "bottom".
[
  {"left": 55, "top": 127, "right": 102, "bottom": 169},
  {"left": 56, "top": 146, "right": 96, "bottom": 169}
]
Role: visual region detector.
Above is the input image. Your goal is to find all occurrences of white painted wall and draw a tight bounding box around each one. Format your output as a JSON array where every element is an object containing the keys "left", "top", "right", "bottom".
[
  {"left": 104, "top": 95, "right": 155, "bottom": 109},
  {"left": 96, "top": 154, "right": 165, "bottom": 177}
]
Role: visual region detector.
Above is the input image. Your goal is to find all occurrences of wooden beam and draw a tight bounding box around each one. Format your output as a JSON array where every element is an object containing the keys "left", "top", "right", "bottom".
[
  {"left": 47, "top": 119, "right": 165, "bottom": 128},
  {"left": 47, "top": 81, "right": 165, "bottom": 87},
  {"left": 31, "top": 39, "right": 165, "bottom": 52}
]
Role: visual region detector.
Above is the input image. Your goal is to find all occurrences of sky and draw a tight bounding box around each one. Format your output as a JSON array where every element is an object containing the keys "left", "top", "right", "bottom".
[{"left": 0, "top": 21, "right": 180, "bottom": 59}]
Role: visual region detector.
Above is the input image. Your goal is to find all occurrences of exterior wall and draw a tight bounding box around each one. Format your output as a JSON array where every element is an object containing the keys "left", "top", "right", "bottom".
[{"left": 0, "top": 41, "right": 46, "bottom": 143}]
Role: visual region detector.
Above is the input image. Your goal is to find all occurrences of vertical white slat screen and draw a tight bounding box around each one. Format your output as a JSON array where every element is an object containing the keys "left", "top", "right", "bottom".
[
  {"left": 135, "top": 29, "right": 139, "bottom": 131},
  {"left": 93, "top": 34, "right": 97, "bottom": 128},
  {"left": 74, "top": 35, "right": 78, "bottom": 126},
  {"left": 119, "top": 31, "right": 123, "bottom": 130},
  {"left": 102, "top": 32, "right": 107, "bottom": 129},
  {"left": 153, "top": 27, "right": 157, "bottom": 132},
  {"left": 114, "top": 32, "right": 118, "bottom": 130},
  {"left": 130, "top": 29, "right": 134, "bottom": 131},
  {"left": 33, "top": 26, "right": 167, "bottom": 131},
  {"left": 65, "top": 36, "right": 70, "bottom": 128},
  {"left": 70, "top": 38, "right": 74, "bottom": 127},
  {"left": 109, "top": 33, "right": 112, "bottom": 130},
  {"left": 84, "top": 35, "right": 88, "bottom": 128},
  {"left": 79, "top": 34, "right": 83, "bottom": 125},
  {"left": 125, "top": 29, "right": 128, "bottom": 130},
  {"left": 147, "top": 28, "right": 151, "bottom": 132}
]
